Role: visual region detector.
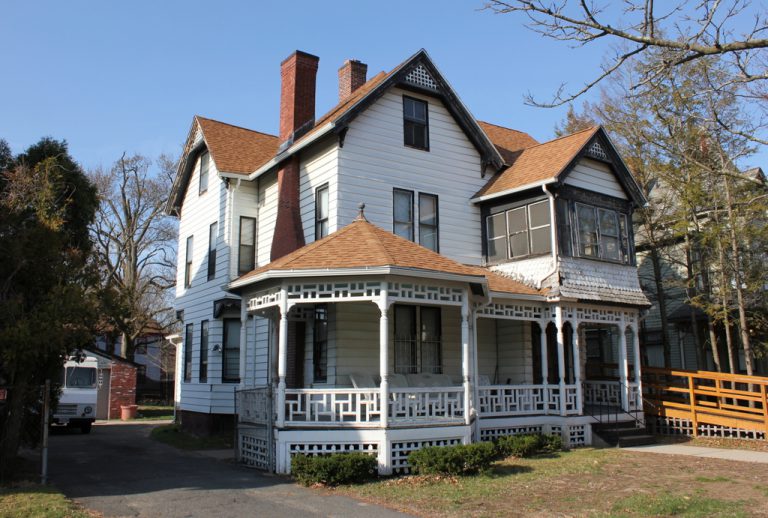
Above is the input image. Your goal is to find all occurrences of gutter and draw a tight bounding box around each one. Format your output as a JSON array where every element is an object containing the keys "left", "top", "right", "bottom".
[{"left": 470, "top": 179, "right": 552, "bottom": 204}]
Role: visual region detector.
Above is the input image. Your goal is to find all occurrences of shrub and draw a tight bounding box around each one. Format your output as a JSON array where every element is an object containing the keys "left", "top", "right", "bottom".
[
  {"left": 494, "top": 433, "right": 564, "bottom": 459},
  {"left": 409, "top": 442, "right": 496, "bottom": 476},
  {"left": 291, "top": 452, "right": 378, "bottom": 486}
]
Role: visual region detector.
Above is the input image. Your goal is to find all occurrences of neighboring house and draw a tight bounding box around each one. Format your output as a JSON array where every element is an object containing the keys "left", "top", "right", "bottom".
[
  {"left": 167, "top": 49, "right": 650, "bottom": 473},
  {"left": 81, "top": 349, "right": 138, "bottom": 420},
  {"left": 637, "top": 167, "right": 767, "bottom": 374},
  {"left": 95, "top": 323, "right": 176, "bottom": 401}
]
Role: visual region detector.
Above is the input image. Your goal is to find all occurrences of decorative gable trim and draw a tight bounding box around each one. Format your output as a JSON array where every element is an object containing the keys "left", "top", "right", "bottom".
[
  {"left": 404, "top": 64, "right": 438, "bottom": 91},
  {"left": 166, "top": 117, "right": 208, "bottom": 214}
]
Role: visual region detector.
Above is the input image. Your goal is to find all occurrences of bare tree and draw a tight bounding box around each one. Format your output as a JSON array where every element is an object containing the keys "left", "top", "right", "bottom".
[
  {"left": 485, "top": 1, "right": 768, "bottom": 143},
  {"left": 91, "top": 154, "right": 178, "bottom": 360}
]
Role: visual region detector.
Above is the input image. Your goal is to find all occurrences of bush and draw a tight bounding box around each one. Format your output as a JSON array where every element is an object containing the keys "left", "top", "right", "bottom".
[
  {"left": 409, "top": 442, "right": 496, "bottom": 476},
  {"left": 291, "top": 452, "right": 378, "bottom": 486},
  {"left": 494, "top": 433, "right": 564, "bottom": 459}
]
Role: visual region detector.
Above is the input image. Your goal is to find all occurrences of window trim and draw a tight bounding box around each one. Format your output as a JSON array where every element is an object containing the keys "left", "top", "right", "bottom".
[
  {"left": 393, "top": 188, "right": 415, "bottom": 241},
  {"left": 315, "top": 183, "right": 329, "bottom": 241},
  {"left": 574, "top": 202, "right": 630, "bottom": 264},
  {"left": 238, "top": 216, "right": 256, "bottom": 275},
  {"left": 222, "top": 318, "right": 240, "bottom": 383},
  {"left": 184, "top": 236, "right": 193, "bottom": 288},
  {"left": 418, "top": 192, "right": 439, "bottom": 252},
  {"left": 207, "top": 222, "right": 217, "bottom": 281},
  {"left": 184, "top": 323, "right": 193, "bottom": 382},
  {"left": 402, "top": 95, "right": 430, "bottom": 151},
  {"left": 485, "top": 199, "right": 552, "bottom": 263},
  {"left": 199, "top": 151, "right": 209, "bottom": 195},
  {"left": 199, "top": 320, "right": 209, "bottom": 383}
]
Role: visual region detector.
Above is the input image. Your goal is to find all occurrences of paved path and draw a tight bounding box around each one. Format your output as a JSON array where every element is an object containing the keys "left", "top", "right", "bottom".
[
  {"left": 49, "top": 423, "right": 408, "bottom": 518},
  {"left": 624, "top": 443, "right": 768, "bottom": 463}
]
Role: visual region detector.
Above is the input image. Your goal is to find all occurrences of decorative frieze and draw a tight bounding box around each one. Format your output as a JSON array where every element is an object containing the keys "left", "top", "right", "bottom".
[{"left": 388, "top": 282, "right": 464, "bottom": 306}]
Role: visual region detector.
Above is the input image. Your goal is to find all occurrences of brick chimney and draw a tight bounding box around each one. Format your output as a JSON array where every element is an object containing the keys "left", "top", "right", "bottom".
[
  {"left": 272, "top": 50, "right": 318, "bottom": 261},
  {"left": 279, "top": 50, "right": 319, "bottom": 145},
  {"left": 338, "top": 59, "right": 368, "bottom": 102}
]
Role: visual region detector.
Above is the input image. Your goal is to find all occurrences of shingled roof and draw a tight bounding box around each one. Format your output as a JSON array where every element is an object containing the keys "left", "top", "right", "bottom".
[
  {"left": 477, "top": 121, "right": 539, "bottom": 165},
  {"left": 233, "top": 216, "right": 541, "bottom": 297},
  {"left": 474, "top": 126, "right": 600, "bottom": 200},
  {"left": 195, "top": 116, "right": 279, "bottom": 175}
]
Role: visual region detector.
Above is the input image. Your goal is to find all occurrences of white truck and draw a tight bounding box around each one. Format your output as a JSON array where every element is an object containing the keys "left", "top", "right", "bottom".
[{"left": 53, "top": 355, "right": 98, "bottom": 433}]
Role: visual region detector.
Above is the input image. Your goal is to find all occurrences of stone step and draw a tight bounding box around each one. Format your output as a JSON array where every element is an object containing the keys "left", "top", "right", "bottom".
[{"left": 617, "top": 434, "right": 657, "bottom": 447}]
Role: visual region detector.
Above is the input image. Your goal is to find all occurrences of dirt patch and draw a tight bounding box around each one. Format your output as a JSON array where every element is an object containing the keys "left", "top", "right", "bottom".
[
  {"left": 658, "top": 434, "right": 768, "bottom": 452},
  {"left": 331, "top": 448, "right": 768, "bottom": 517}
]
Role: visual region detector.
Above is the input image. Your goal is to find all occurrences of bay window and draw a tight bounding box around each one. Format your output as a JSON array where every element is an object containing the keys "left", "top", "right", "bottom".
[{"left": 486, "top": 200, "right": 551, "bottom": 262}]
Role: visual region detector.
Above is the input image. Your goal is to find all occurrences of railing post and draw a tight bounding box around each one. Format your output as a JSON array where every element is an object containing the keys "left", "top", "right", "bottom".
[
  {"left": 276, "top": 286, "right": 289, "bottom": 428},
  {"left": 571, "top": 319, "right": 583, "bottom": 415},
  {"left": 539, "top": 320, "right": 549, "bottom": 415},
  {"left": 761, "top": 383, "right": 768, "bottom": 437},
  {"left": 461, "top": 293, "right": 471, "bottom": 426},
  {"left": 631, "top": 321, "right": 642, "bottom": 412},
  {"left": 378, "top": 284, "right": 389, "bottom": 429},
  {"left": 471, "top": 309, "right": 481, "bottom": 440},
  {"left": 555, "top": 306, "right": 567, "bottom": 416},
  {"left": 688, "top": 373, "right": 698, "bottom": 436},
  {"left": 618, "top": 316, "right": 629, "bottom": 412}
]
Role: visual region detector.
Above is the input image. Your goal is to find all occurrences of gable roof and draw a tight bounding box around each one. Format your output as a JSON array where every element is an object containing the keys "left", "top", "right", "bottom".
[
  {"left": 477, "top": 121, "right": 539, "bottom": 164},
  {"left": 196, "top": 116, "right": 279, "bottom": 175},
  {"left": 231, "top": 216, "right": 541, "bottom": 297},
  {"left": 474, "top": 126, "right": 600, "bottom": 200}
]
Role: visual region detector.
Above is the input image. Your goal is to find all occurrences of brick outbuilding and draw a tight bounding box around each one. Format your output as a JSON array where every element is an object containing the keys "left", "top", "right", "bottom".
[{"left": 87, "top": 349, "right": 139, "bottom": 420}]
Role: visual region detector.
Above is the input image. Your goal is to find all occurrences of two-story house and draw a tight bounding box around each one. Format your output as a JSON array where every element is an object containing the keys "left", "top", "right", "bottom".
[{"left": 167, "top": 49, "right": 649, "bottom": 474}]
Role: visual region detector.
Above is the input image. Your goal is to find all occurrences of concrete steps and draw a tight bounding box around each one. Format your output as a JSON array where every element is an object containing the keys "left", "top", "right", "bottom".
[{"left": 592, "top": 423, "right": 656, "bottom": 447}]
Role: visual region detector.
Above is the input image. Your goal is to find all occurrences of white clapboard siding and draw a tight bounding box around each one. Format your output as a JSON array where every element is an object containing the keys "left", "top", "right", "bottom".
[
  {"left": 476, "top": 318, "right": 498, "bottom": 382},
  {"left": 300, "top": 141, "right": 340, "bottom": 244},
  {"left": 338, "top": 87, "right": 487, "bottom": 265},
  {"left": 497, "top": 320, "right": 532, "bottom": 384},
  {"left": 229, "top": 179, "right": 259, "bottom": 280},
  {"left": 565, "top": 158, "right": 627, "bottom": 199},
  {"left": 256, "top": 171, "right": 278, "bottom": 267}
]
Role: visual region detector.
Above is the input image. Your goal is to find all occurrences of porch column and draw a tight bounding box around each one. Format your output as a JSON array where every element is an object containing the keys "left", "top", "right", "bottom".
[
  {"left": 461, "top": 294, "right": 471, "bottom": 426},
  {"left": 570, "top": 320, "right": 583, "bottom": 415},
  {"left": 618, "top": 315, "right": 629, "bottom": 412},
  {"left": 239, "top": 300, "right": 248, "bottom": 389},
  {"left": 378, "top": 284, "right": 390, "bottom": 429},
  {"left": 555, "top": 305, "right": 567, "bottom": 416},
  {"left": 471, "top": 310, "right": 481, "bottom": 438},
  {"left": 539, "top": 320, "right": 549, "bottom": 415},
  {"left": 276, "top": 287, "right": 289, "bottom": 428},
  {"left": 631, "top": 319, "right": 642, "bottom": 412}
]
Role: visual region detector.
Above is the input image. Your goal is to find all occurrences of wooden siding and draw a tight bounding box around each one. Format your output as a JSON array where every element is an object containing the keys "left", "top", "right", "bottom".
[
  {"left": 299, "top": 141, "right": 339, "bottom": 244},
  {"left": 256, "top": 171, "right": 278, "bottom": 267},
  {"left": 476, "top": 319, "right": 533, "bottom": 384},
  {"left": 565, "top": 158, "right": 627, "bottom": 200},
  {"left": 338, "top": 87, "right": 488, "bottom": 265}
]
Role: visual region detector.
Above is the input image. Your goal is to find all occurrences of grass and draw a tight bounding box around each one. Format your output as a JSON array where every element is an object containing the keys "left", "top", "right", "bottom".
[
  {"left": 133, "top": 404, "right": 174, "bottom": 421},
  {"left": 609, "top": 492, "right": 747, "bottom": 517},
  {"left": 0, "top": 484, "right": 92, "bottom": 518},
  {"left": 150, "top": 423, "right": 233, "bottom": 450}
]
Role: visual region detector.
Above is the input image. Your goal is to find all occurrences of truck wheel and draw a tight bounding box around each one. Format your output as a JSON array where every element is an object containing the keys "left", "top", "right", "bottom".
[{"left": 80, "top": 422, "right": 92, "bottom": 434}]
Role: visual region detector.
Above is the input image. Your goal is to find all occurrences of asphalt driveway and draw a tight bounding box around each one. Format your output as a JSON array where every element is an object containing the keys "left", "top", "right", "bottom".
[{"left": 49, "top": 422, "right": 408, "bottom": 518}]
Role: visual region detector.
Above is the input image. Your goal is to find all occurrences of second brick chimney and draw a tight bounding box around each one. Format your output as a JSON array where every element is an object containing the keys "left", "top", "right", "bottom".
[
  {"left": 279, "top": 50, "right": 320, "bottom": 145},
  {"left": 338, "top": 59, "right": 368, "bottom": 102}
]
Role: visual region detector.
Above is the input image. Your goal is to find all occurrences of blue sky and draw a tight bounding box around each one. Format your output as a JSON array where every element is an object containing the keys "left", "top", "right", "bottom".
[{"left": 2, "top": 1, "right": 764, "bottom": 170}]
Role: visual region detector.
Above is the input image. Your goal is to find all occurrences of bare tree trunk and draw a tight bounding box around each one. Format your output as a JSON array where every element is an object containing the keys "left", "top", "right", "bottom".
[
  {"left": 707, "top": 317, "right": 723, "bottom": 373},
  {"left": 717, "top": 242, "right": 738, "bottom": 374},
  {"left": 650, "top": 248, "right": 672, "bottom": 368}
]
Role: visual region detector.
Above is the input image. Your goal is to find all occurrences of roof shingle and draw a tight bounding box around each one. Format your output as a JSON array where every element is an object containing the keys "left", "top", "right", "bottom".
[{"left": 196, "top": 116, "right": 279, "bottom": 175}]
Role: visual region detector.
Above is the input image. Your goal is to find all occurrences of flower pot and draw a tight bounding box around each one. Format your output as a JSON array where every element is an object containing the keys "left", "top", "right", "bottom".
[{"left": 121, "top": 404, "right": 138, "bottom": 420}]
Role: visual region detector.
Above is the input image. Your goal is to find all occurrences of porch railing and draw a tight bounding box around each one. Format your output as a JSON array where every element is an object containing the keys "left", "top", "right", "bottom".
[
  {"left": 478, "top": 384, "right": 580, "bottom": 416},
  {"left": 283, "top": 388, "right": 382, "bottom": 427},
  {"left": 389, "top": 387, "right": 465, "bottom": 423},
  {"left": 237, "top": 386, "right": 271, "bottom": 425},
  {"left": 584, "top": 380, "right": 641, "bottom": 412}
]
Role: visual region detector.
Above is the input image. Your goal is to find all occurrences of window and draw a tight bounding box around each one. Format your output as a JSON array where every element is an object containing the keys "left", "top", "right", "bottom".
[
  {"left": 485, "top": 200, "right": 551, "bottom": 262},
  {"left": 394, "top": 305, "right": 442, "bottom": 374},
  {"left": 418, "top": 193, "right": 439, "bottom": 252},
  {"left": 574, "top": 203, "right": 630, "bottom": 262},
  {"left": 238, "top": 217, "right": 256, "bottom": 274},
  {"left": 207, "top": 222, "right": 217, "bottom": 281},
  {"left": 184, "top": 236, "right": 193, "bottom": 288},
  {"left": 199, "top": 320, "right": 208, "bottom": 383},
  {"left": 315, "top": 184, "right": 329, "bottom": 240},
  {"left": 403, "top": 96, "right": 429, "bottom": 150},
  {"left": 222, "top": 318, "right": 240, "bottom": 383},
  {"left": 199, "top": 151, "right": 209, "bottom": 194},
  {"left": 184, "top": 323, "right": 193, "bottom": 382},
  {"left": 313, "top": 305, "right": 328, "bottom": 383},
  {"left": 64, "top": 367, "right": 97, "bottom": 389},
  {"left": 393, "top": 189, "right": 414, "bottom": 241}
]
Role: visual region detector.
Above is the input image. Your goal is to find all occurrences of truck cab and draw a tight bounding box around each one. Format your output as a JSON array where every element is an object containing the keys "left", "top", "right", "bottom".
[{"left": 54, "top": 356, "right": 98, "bottom": 433}]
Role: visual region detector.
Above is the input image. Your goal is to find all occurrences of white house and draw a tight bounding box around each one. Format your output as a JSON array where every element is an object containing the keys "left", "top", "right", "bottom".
[{"left": 167, "top": 49, "right": 650, "bottom": 473}]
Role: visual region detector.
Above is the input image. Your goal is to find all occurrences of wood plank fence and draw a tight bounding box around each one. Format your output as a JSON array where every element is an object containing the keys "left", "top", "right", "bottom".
[{"left": 643, "top": 367, "right": 768, "bottom": 437}]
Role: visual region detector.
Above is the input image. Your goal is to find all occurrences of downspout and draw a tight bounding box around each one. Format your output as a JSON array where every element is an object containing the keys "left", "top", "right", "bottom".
[{"left": 537, "top": 184, "right": 559, "bottom": 289}]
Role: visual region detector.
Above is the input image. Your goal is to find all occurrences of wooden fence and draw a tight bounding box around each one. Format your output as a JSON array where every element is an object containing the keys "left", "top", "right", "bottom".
[{"left": 643, "top": 367, "right": 768, "bottom": 436}]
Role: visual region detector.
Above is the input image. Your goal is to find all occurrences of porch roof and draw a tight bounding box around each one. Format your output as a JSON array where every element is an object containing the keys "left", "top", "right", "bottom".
[{"left": 231, "top": 217, "right": 542, "bottom": 297}]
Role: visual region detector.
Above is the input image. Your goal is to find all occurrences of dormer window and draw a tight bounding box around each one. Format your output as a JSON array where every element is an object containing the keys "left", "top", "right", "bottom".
[
  {"left": 486, "top": 200, "right": 551, "bottom": 263},
  {"left": 403, "top": 96, "right": 429, "bottom": 150},
  {"left": 199, "top": 151, "right": 210, "bottom": 195}
]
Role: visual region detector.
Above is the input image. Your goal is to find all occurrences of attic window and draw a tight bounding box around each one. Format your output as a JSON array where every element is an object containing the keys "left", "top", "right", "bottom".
[
  {"left": 403, "top": 96, "right": 429, "bottom": 150},
  {"left": 199, "top": 151, "right": 210, "bottom": 194},
  {"left": 405, "top": 64, "right": 438, "bottom": 91},
  {"left": 585, "top": 141, "right": 607, "bottom": 161}
]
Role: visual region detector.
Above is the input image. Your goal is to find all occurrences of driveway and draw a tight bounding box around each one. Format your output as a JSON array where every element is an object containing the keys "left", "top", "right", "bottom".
[{"left": 49, "top": 422, "right": 408, "bottom": 518}]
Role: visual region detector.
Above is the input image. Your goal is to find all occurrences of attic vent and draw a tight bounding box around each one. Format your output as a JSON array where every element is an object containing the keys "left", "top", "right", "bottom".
[
  {"left": 405, "top": 64, "right": 438, "bottom": 91},
  {"left": 585, "top": 140, "right": 607, "bottom": 161}
]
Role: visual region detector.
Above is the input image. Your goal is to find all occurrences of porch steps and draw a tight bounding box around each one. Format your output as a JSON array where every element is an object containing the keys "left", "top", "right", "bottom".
[{"left": 591, "top": 423, "right": 656, "bottom": 448}]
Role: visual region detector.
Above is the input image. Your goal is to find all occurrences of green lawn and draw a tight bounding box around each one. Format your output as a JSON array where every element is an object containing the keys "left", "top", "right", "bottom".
[
  {"left": 0, "top": 484, "right": 92, "bottom": 518},
  {"left": 150, "top": 424, "right": 233, "bottom": 450},
  {"left": 334, "top": 448, "right": 762, "bottom": 517}
]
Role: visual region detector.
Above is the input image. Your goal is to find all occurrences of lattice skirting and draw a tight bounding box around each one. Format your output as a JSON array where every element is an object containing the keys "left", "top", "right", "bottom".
[
  {"left": 649, "top": 416, "right": 767, "bottom": 440},
  {"left": 288, "top": 442, "right": 379, "bottom": 456},
  {"left": 480, "top": 423, "right": 589, "bottom": 448},
  {"left": 239, "top": 426, "right": 271, "bottom": 470},
  {"left": 390, "top": 437, "right": 464, "bottom": 474}
]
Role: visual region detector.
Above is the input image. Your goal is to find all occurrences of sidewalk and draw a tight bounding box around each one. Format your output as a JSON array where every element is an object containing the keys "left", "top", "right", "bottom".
[{"left": 625, "top": 443, "right": 768, "bottom": 463}]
